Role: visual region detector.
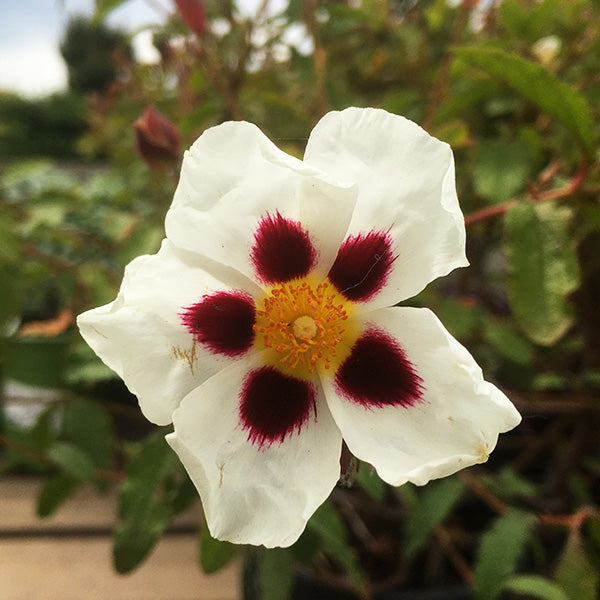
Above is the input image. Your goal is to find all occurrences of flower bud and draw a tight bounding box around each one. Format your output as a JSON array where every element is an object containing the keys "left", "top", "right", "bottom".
[
  {"left": 134, "top": 107, "right": 181, "bottom": 171},
  {"left": 532, "top": 36, "right": 561, "bottom": 67},
  {"left": 175, "top": 0, "right": 206, "bottom": 37}
]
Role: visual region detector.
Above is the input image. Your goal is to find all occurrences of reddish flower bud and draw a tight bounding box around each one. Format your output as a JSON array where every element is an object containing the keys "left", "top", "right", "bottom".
[
  {"left": 174, "top": 0, "right": 206, "bottom": 37},
  {"left": 134, "top": 107, "right": 181, "bottom": 171}
]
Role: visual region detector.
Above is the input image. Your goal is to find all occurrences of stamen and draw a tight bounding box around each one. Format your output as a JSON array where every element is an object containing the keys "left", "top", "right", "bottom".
[{"left": 253, "top": 277, "right": 357, "bottom": 378}]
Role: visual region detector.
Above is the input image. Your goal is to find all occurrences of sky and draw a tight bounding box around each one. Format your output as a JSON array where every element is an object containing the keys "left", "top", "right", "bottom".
[
  {"left": 0, "top": 0, "right": 168, "bottom": 97},
  {"left": 0, "top": 0, "right": 275, "bottom": 98}
]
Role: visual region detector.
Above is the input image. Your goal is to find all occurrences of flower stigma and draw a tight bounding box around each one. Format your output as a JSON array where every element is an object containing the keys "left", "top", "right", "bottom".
[{"left": 254, "top": 276, "right": 359, "bottom": 379}]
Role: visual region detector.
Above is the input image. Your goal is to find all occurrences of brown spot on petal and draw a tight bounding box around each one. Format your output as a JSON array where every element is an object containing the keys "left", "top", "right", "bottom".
[{"left": 171, "top": 343, "right": 197, "bottom": 374}]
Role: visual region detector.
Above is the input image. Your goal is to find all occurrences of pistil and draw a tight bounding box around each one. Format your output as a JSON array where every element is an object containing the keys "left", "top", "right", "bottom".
[{"left": 253, "top": 277, "right": 358, "bottom": 378}]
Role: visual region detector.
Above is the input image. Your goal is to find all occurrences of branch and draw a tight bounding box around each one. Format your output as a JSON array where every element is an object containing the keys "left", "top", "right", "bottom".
[{"left": 464, "top": 159, "right": 589, "bottom": 227}]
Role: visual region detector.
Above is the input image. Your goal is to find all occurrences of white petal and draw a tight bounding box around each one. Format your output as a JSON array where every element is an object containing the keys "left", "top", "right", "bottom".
[
  {"left": 305, "top": 107, "right": 468, "bottom": 307},
  {"left": 165, "top": 121, "right": 357, "bottom": 280},
  {"left": 77, "top": 239, "right": 258, "bottom": 426},
  {"left": 321, "top": 307, "right": 521, "bottom": 486},
  {"left": 168, "top": 355, "right": 342, "bottom": 547}
]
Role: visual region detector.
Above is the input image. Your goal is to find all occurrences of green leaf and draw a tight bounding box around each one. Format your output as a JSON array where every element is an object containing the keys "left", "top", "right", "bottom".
[
  {"left": 48, "top": 441, "right": 97, "bottom": 482},
  {"left": 61, "top": 399, "right": 115, "bottom": 470},
  {"left": 483, "top": 318, "right": 533, "bottom": 366},
  {"left": 119, "top": 434, "right": 175, "bottom": 512},
  {"left": 403, "top": 477, "right": 465, "bottom": 559},
  {"left": 355, "top": 462, "right": 385, "bottom": 501},
  {"left": 31, "top": 406, "right": 60, "bottom": 452},
  {"left": 555, "top": 533, "right": 599, "bottom": 600},
  {"left": 473, "top": 510, "right": 537, "bottom": 600},
  {"left": 503, "top": 575, "right": 568, "bottom": 600},
  {"left": 94, "top": 0, "right": 131, "bottom": 22},
  {"left": 434, "top": 298, "right": 483, "bottom": 338},
  {"left": 504, "top": 201, "right": 580, "bottom": 345},
  {"left": 258, "top": 548, "right": 295, "bottom": 600},
  {"left": 479, "top": 467, "right": 538, "bottom": 502},
  {"left": 454, "top": 46, "right": 596, "bottom": 153},
  {"left": 64, "top": 342, "right": 115, "bottom": 385},
  {"left": 199, "top": 524, "right": 239, "bottom": 574},
  {"left": 113, "top": 434, "right": 176, "bottom": 573},
  {"left": 78, "top": 263, "right": 117, "bottom": 307},
  {"left": 431, "top": 120, "right": 471, "bottom": 149},
  {"left": 583, "top": 515, "right": 600, "bottom": 571},
  {"left": 471, "top": 138, "right": 534, "bottom": 204},
  {"left": 113, "top": 496, "right": 172, "bottom": 573},
  {"left": 0, "top": 211, "right": 19, "bottom": 264},
  {"left": 308, "top": 500, "right": 365, "bottom": 586},
  {"left": 37, "top": 473, "right": 81, "bottom": 517}
]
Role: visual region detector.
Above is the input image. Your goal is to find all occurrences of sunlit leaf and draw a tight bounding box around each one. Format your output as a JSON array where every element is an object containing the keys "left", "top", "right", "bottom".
[
  {"left": 503, "top": 575, "right": 568, "bottom": 600},
  {"left": 94, "top": 0, "right": 131, "bottom": 22},
  {"left": 454, "top": 46, "right": 596, "bottom": 153},
  {"left": 504, "top": 201, "right": 580, "bottom": 345},
  {"left": 471, "top": 138, "right": 534, "bottom": 204}
]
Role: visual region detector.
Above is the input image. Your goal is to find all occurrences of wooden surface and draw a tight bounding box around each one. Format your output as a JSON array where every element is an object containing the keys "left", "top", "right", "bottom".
[{"left": 0, "top": 477, "right": 240, "bottom": 600}]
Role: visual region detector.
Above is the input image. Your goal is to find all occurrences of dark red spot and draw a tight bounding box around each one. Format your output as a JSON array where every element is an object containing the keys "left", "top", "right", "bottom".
[
  {"left": 240, "top": 367, "right": 316, "bottom": 447},
  {"left": 251, "top": 212, "right": 317, "bottom": 283},
  {"left": 328, "top": 231, "right": 396, "bottom": 301},
  {"left": 335, "top": 328, "right": 423, "bottom": 408},
  {"left": 181, "top": 291, "right": 255, "bottom": 357}
]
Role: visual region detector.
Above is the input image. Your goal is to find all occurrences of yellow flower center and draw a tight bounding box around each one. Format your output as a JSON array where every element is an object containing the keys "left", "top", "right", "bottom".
[{"left": 253, "top": 276, "right": 359, "bottom": 380}]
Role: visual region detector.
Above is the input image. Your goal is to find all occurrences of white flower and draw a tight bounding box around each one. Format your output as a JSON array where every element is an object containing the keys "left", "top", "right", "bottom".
[
  {"left": 532, "top": 35, "right": 561, "bottom": 67},
  {"left": 78, "top": 107, "right": 521, "bottom": 548}
]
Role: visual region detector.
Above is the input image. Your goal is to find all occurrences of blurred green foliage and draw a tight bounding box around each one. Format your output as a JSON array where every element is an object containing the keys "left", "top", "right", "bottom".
[
  {"left": 1, "top": 0, "right": 600, "bottom": 598},
  {"left": 0, "top": 92, "right": 87, "bottom": 158}
]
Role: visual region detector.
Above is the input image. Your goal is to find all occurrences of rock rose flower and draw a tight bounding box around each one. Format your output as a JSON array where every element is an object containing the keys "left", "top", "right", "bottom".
[{"left": 78, "top": 108, "right": 521, "bottom": 548}]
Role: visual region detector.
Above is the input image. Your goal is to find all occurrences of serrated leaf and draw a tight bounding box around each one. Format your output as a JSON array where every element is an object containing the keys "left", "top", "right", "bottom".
[
  {"left": 454, "top": 46, "right": 596, "bottom": 153},
  {"left": 258, "top": 548, "right": 295, "bottom": 600},
  {"left": 48, "top": 441, "right": 97, "bottom": 482},
  {"left": 403, "top": 477, "right": 465, "bottom": 559},
  {"left": 473, "top": 510, "right": 537, "bottom": 600},
  {"left": 37, "top": 473, "right": 81, "bottom": 517},
  {"left": 199, "top": 524, "right": 239, "bottom": 574},
  {"left": 555, "top": 533, "right": 599, "bottom": 600},
  {"left": 504, "top": 201, "right": 580, "bottom": 345},
  {"left": 503, "top": 575, "right": 568, "bottom": 600}
]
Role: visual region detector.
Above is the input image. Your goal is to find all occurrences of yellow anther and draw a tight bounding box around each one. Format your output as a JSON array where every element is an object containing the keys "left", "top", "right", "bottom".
[{"left": 253, "top": 276, "right": 358, "bottom": 380}]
